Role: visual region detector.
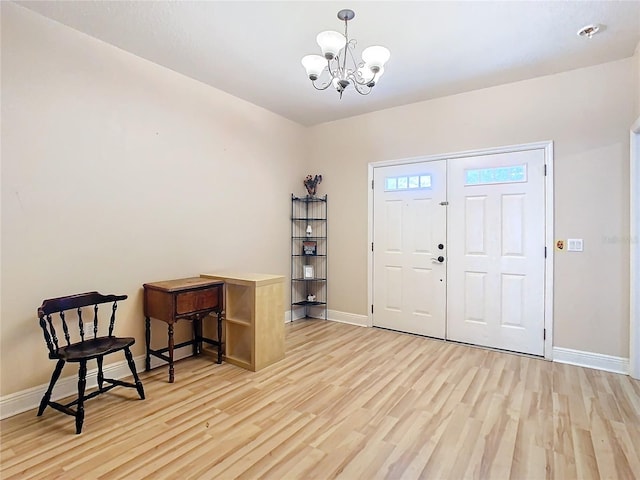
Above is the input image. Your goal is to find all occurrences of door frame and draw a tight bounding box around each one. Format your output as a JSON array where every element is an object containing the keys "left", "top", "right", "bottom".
[
  {"left": 630, "top": 117, "right": 640, "bottom": 380},
  {"left": 368, "top": 141, "right": 555, "bottom": 359}
]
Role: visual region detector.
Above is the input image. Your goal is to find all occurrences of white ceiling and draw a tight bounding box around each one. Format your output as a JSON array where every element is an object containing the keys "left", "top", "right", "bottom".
[{"left": 16, "top": 1, "right": 640, "bottom": 126}]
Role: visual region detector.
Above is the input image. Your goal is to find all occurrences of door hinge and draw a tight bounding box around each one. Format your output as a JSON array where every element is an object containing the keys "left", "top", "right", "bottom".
[
  {"left": 371, "top": 242, "right": 374, "bottom": 252},
  {"left": 439, "top": 201, "right": 449, "bottom": 206},
  {"left": 544, "top": 328, "right": 546, "bottom": 340},
  {"left": 371, "top": 179, "right": 374, "bottom": 189},
  {"left": 544, "top": 164, "right": 547, "bottom": 176},
  {"left": 371, "top": 304, "right": 374, "bottom": 314},
  {"left": 545, "top": 246, "right": 547, "bottom": 258}
]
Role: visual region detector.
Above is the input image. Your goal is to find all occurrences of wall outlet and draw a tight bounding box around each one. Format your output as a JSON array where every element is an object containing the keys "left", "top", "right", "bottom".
[{"left": 567, "top": 238, "right": 584, "bottom": 252}]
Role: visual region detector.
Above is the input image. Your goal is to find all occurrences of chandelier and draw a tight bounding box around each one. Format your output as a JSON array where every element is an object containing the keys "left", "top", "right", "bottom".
[{"left": 301, "top": 9, "right": 390, "bottom": 98}]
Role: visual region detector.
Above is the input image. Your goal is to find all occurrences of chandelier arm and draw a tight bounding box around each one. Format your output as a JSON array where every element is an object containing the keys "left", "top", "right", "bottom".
[
  {"left": 352, "top": 81, "right": 373, "bottom": 95},
  {"left": 350, "top": 76, "right": 372, "bottom": 87},
  {"left": 346, "top": 48, "right": 370, "bottom": 86},
  {"left": 311, "top": 79, "right": 332, "bottom": 91},
  {"left": 327, "top": 57, "right": 341, "bottom": 81}
]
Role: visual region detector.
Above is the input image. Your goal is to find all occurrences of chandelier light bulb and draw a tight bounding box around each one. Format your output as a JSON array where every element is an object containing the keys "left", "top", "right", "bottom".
[
  {"left": 301, "top": 55, "right": 327, "bottom": 80},
  {"left": 316, "top": 31, "right": 346, "bottom": 60},
  {"left": 359, "top": 66, "right": 385, "bottom": 85},
  {"left": 361, "top": 46, "right": 391, "bottom": 71}
]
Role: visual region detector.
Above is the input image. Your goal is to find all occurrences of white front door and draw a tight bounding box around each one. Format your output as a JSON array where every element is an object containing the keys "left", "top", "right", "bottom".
[
  {"left": 446, "top": 149, "right": 546, "bottom": 355},
  {"left": 372, "top": 161, "right": 447, "bottom": 338}
]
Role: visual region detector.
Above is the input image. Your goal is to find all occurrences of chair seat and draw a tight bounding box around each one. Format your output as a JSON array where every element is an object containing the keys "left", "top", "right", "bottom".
[{"left": 55, "top": 336, "right": 135, "bottom": 361}]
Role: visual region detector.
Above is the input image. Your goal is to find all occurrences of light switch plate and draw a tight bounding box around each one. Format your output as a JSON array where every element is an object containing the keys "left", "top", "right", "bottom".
[{"left": 567, "top": 238, "right": 583, "bottom": 251}]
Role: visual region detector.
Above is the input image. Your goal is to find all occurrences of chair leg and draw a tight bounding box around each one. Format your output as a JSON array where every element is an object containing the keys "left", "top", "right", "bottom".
[
  {"left": 97, "top": 356, "right": 104, "bottom": 391},
  {"left": 76, "top": 360, "right": 87, "bottom": 434},
  {"left": 124, "top": 347, "right": 145, "bottom": 400},
  {"left": 38, "top": 359, "right": 65, "bottom": 416}
]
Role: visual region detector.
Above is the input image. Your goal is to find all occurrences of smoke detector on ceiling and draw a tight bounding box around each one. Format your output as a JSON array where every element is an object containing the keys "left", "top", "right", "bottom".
[{"left": 577, "top": 24, "right": 601, "bottom": 39}]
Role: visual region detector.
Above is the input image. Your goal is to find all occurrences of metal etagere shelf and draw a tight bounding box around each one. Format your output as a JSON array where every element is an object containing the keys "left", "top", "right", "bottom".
[{"left": 291, "top": 194, "right": 327, "bottom": 321}]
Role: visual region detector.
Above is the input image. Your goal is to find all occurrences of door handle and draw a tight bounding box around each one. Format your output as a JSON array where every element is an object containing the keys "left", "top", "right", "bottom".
[{"left": 431, "top": 256, "right": 445, "bottom": 263}]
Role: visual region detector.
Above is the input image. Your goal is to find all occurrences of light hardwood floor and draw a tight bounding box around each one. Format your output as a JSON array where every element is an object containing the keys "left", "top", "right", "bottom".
[{"left": 2, "top": 319, "right": 639, "bottom": 479}]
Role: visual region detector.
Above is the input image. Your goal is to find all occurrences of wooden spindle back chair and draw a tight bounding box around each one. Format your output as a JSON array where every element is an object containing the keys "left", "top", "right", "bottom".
[{"left": 37, "top": 291, "right": 145, "bottom": 434}]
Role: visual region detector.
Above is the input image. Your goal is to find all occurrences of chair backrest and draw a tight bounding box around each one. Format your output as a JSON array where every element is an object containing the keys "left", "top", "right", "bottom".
[{"left": 38, "top": 292, "right": 127, "bottom": 357}]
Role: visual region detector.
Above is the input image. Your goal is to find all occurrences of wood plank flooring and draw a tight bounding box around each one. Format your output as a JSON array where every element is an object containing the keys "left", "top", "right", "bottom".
[{"left": 2, "top": 319, "right": 639, "bottom": 479}]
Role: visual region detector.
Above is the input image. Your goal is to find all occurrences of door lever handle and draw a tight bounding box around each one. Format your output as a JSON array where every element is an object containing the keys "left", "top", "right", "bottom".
[{"left": 431, "top": 256, "right": 445, "bottom": 263}]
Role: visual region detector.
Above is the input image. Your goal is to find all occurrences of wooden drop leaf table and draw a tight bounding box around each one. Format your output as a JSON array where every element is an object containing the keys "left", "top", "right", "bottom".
[{"left": 143, "top": 277, "right": 224, "bottom": 383}]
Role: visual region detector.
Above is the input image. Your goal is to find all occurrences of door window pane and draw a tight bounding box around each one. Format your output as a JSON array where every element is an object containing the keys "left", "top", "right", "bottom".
[
  {"left": 385, "top": 177, "right": 398, "bottom": 190},
  {"left": 420, "top": 175, "right": 432, "bottom": 188},
  {"left": 464, "top": 165, "right": 527, "bottom": 186},
  {"left": 384, "top": 174, "right": 432, "bottom": 191}
]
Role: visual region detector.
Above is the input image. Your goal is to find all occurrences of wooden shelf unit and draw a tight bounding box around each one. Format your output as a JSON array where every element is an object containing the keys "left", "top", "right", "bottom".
[
  {"left": 200, "top": 272, "right": 285, "bottom": 371},
  {"left": 291, "top": 194, "right": 328, "bottom": 320}
]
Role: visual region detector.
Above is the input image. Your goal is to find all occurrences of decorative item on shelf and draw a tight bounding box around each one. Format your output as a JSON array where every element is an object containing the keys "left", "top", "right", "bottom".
[
  {"left": 301, "top": 9, "right": 390, "bottom": 98},
  {"left": 306, "top": 225, "right": 313, "bottom": 237},
  {"left": 307, "top": 294, "right": 316, "bottom": 302},
  {"left": 303, "top": 241, "right": 317, "bottom": 256},
  {"left": 303, "top": 265, "right": 315, "bottom": 279},
  {"left": 304, "top": 174, "right": 323, "bottom": 197}
]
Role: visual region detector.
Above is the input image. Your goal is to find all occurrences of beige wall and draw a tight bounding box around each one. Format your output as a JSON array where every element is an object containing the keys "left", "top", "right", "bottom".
[
  {"left": 308, "top": 58, "right": 636, "bottom": 359},
  {"left": 0, "top": 4, "right": 306, "bottom": 396},
  {"left": 1, "top": 3, "right": 638, "bottom": 399}
]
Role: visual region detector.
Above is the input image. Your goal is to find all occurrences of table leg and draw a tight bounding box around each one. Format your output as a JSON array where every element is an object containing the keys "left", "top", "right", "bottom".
[
  {"left": 192, "top": 316, "right": 202, "bottom": 357},
  {"left": 191, "top": 317, "right": 197, "bottom": 357},
  {"left": 217, "top": 311, "right": 223, "bottom": 364},
  {"left": 145, "top": 317, "right": 151, "bottom": 371},
  {"left": 168, "top": 323, "right": 174, "bottom": 383}
]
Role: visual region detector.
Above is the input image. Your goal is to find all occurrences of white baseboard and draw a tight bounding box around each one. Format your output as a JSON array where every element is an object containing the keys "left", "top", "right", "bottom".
[
  {"left": 287, "top": 306, "right": 327, "bottom": 322},
  {"left": 553, "top": 347, "right": 629, "bottom": 375},
  {"left": 327, "top": 309, "right": 368, "bottom": 327},
  {"left": 287, "top": 308, "right": 368, "bottom": 326},
  {"left": 0, "top": 346, "right": 192, "bottom": 421},
  {"left": 285, "top": 309, "right": 306, "bottom": 323}
]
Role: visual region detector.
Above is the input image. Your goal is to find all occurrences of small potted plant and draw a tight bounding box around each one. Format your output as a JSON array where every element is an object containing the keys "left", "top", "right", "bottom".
[{"left": 304, "top": 174, "right": 323, "bottom": 197}]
